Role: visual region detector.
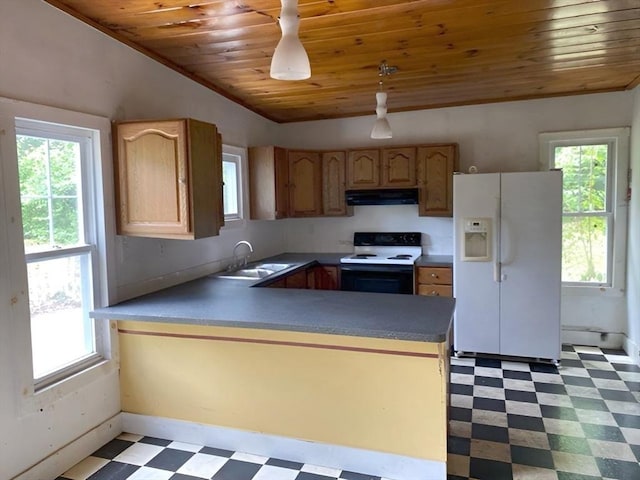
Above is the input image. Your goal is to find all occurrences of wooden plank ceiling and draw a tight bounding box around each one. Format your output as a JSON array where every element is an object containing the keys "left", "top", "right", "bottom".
[{"left": 44, "top": 0, "right": 640, "bottom": 123}]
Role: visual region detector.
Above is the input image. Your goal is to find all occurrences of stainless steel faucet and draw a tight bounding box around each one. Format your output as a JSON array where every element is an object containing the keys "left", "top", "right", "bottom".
[{"left": 232, "top": 240, "right": 253, "bottom": 268}]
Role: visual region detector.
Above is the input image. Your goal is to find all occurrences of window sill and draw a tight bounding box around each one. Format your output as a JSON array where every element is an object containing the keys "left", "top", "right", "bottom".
[{"left": 561, "top": 285, "right": 625, "bottom": 298}]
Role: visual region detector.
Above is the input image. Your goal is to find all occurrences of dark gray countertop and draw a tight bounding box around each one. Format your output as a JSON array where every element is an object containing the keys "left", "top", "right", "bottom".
[
  {"left": 265, "top": 252, "right": 345, "bottom": 266},
  {"left": 415, "top": 255, "right": 453, "bottom": 267},
  {"left": 92, "top": 253, "right": 455, "bottom": 343}
]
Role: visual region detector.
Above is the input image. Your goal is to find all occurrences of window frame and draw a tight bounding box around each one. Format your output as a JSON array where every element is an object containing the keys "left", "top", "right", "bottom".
[
  {"left": 221, "top": 144, "right": 247, "bottom": 227},
  {"left": 0, "top": 97, "right": 116, "bottom": 411},
  {"left": 539, "top": 127, "right": 630, "bottom": 297},
  {"left": 15, "top": 118, "right": 107, "bottom": 388}
]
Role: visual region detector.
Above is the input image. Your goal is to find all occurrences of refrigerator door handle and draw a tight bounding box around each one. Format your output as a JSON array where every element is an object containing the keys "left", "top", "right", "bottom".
[{"left": 493, "top": 196, "right": 501, "bottom": 283}]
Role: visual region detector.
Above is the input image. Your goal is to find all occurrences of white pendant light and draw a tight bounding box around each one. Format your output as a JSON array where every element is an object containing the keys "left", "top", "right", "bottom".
[
  {"left": 370, "top": 61, "right": 397, "bottom": 139},
  {"left": 270, "top": 0, "right": 311, "bottom": 80},
  {"left": 371, "top": 91, "right": 392, "bottom": 139}
]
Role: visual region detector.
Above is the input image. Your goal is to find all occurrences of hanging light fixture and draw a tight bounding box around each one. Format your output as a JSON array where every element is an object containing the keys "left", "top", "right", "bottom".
[
  {"left": 370, "top": 61, "right": 397, "bottom": 139},
  {"left": 270, "top": 0, "right": 311, "bottom": 80}
]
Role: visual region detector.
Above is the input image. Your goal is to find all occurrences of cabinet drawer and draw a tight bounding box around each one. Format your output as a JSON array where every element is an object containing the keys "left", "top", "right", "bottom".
[
  {"left": 417, "top": 267, "right": 452, "bottom": 285},
  {"left": 418, "top": 284, "right": 453, "bottom": 297}
]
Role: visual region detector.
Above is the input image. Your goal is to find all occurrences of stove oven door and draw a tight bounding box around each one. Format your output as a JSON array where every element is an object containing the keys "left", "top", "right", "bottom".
[{"left": 340, "top": 264, "right": 414, "bottom": 295}]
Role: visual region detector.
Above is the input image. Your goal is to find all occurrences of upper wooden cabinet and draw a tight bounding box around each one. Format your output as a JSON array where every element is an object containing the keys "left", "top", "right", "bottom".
[
  {"left": 249, "top": 146, "right": 289, "bottom": 220},
  {"left": 288, "top": 150, "right": 323, "bottom": 217},
  {"left": 382, "top": 147, "right": 417, "bottom": 187},
  {"left": 248, "top": 143, "right": 456, "bottom": 219},
  {"left": 347, "top": 149, "right": 380, "bottom": 189},
  {"left": 322, "top": 151, "right": 352, "bottom": 217},
  {"left": 417, "top": 145, "right": 458, "bottom": 217},
  {"left": 347, "top": 147, "right": 416, "bottom": 189},
  {"left": 113, "top": 118, "right": 222, "bottom": 239}
]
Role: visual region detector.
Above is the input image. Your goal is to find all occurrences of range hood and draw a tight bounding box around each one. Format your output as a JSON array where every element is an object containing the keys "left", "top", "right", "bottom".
[{"left": 345, "top": 188, "right": 419, "bottom": 206}]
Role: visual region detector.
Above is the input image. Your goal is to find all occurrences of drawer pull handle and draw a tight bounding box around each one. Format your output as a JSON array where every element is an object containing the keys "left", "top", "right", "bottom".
[
  {"left": 431, "top": 273, "right": 438, "bottom": 278},
  {"left": 430, "top": 290, "right": 439, "bottom": 296}
]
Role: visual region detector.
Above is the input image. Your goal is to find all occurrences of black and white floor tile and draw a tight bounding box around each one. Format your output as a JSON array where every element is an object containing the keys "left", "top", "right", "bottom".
[
  {"left": 57, "top": 345, "right": 640, "bottom": 480},
  {"left": 57, "top": 433, "right": 384, "bottom": 480},
  {"left": 448, "top": 345, "right": 640, "bottom": 480}
]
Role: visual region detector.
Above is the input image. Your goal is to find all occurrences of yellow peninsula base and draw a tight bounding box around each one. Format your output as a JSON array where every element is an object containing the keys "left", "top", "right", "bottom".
[{"left": 117, "top": 320, "right": 451, "bottom": 479}]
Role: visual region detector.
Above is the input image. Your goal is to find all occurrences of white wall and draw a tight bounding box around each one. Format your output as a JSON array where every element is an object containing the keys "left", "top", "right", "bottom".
[
  {"left": 627, "top": 87, "right": 640, "bottom": 363},
  {"left": 283, "top": 206, "right": 453, "bottom": 254},
  {"left": 280, "top": 93, "right": 635, "bottom": 347},
  {"left": 0, "top": 1, "right": 281, "bottom": 479}
]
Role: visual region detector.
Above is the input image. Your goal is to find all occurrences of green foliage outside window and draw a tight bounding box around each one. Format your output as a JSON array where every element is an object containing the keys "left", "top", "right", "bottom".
[
  {"left": 17, "top": 135, "right": 81, "bottom": 251},
  {"left": 554, "top": 144, "right": 609, "bottom": 283}
]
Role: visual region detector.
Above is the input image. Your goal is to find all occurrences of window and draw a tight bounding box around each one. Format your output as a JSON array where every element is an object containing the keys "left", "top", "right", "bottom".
[
  {"left": 222, "top": 145, "right": 246, "bottom": 222},
  {"left": 540, "top": 128, "right": 629, "bottom": 294},
  {"left": 16, "top": 118, "right": 103, "bottom": 386}
]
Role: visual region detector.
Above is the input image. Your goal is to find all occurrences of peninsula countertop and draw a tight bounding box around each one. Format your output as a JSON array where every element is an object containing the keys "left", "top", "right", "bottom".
[{"left": 92, "top": 253, "right": 455, "bottom": 343}]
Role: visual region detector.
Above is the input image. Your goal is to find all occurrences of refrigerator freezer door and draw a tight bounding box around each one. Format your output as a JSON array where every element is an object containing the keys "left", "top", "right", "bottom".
[
  {"left": 453, "top": 173, "right": 501, "bottom": 354},
  {"left": 499, "top": 171, "right": 562, "bottom": 361}
]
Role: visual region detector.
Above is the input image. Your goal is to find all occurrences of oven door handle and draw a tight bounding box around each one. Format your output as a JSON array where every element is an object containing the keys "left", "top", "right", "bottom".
[{"left": 339, "top": 264, "right": 413, "bottom": 273}]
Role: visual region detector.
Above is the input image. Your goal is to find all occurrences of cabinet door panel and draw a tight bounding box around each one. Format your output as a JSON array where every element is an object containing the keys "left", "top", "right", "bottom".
[
  {"left": 285, "top": 270, "right": 308, "bottom": 288},
  {"left": 417, "top": 145, "right": 457, "bottom": 217},
  {"left": 347, "top": 149, "right": 380, "bottom": 189},
  {"left": 289, "top": 151, "right": 322, "bottom": 217},
  {"left": 115, "top": 119, "right": 221, "bottom": 239},
  {"left": 322, "top": 151, "right": 351, "bottom": 216},
  {"left": 418, "top": 285, "right": 453, "bottom": 297},
  {"left": 417, "top": 267, "right": 453, "bottom": 285},
  {"left": 312, "top": 266, "right": 340, "bottom": 290},
  {"left": 189, "top": 119, "right": 220, "bottom": 239},
  {"left": 116, "top": 121, "right": 190, "bottom": 235},
  {"left": 274, "top": 147, "right": 289, "bottom": 218},
  {"left": 382, "top": 147, "right": 416, "bottom": 187}
]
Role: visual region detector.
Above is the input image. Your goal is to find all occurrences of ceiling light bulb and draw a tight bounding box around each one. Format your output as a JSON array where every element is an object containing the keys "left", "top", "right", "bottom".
[
  {"left": 270, "top": 0, "right": 311, "bottom": 80},
  {"left": 371, "top": 91, "right": 392, "bottom": 139}
]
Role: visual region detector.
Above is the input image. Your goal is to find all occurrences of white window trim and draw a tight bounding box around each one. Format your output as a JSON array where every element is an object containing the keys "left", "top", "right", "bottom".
[
  {"left": 16, "top": 119, "right": 107, "bottom": 389},
  {"left": 0, "top": 96, "right": 117, "bottom": 408},
  {"left": 221, "top": 144, "right": 248, "bottom": 229},
  {"left": 539, "top": 127, "right": 630, "bottom": 297}
]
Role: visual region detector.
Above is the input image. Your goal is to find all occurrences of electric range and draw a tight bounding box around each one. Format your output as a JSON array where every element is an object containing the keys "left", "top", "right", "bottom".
[{"left": 340, "top": 232, "right": 422, "bottom": 294}]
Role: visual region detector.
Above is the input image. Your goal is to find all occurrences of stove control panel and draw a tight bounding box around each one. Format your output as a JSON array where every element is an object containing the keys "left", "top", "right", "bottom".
[{"left": 353, "top": 232, "right": 421, "bottom": 247}]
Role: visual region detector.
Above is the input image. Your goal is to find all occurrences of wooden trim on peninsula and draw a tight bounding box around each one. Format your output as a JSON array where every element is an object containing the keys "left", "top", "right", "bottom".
[{"left": 118, "top": 328, "right": 440, "bottom": 359}]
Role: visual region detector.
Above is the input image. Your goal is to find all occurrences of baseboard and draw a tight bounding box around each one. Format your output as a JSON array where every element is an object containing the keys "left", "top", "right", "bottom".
[
  {"left": 623, "top": 335, "right": 640, "bottom": 366},
  {"left": 12, "top": 414, "right": 122, "bottom": 480},
  {"left": 561, "top": 329, "right": 625, "bottom": 349},
  {"left": 121, "top": 413, "right": 446, "bottom": 480}
]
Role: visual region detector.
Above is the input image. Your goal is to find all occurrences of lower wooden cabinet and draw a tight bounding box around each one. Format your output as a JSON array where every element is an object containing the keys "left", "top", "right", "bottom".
[
  {"left": 284, "top": 269, "right": 308, "bottom": 288},
  {"left": 307, "top": 265, "right": 340, "bottom": 290},
  {"left": 265, "top": 265, "right": 340, "bottom": 290},
  {"left": 416, "top": 266, "right": 453, "bottom": 297},
  {"left": 264, "top": 268, "right": 308, "bottom": 289}
]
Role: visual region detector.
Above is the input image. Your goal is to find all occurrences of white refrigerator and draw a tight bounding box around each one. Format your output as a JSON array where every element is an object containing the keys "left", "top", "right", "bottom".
[{"left": 453, "top": 171, "right": 562, "bottom": 362}]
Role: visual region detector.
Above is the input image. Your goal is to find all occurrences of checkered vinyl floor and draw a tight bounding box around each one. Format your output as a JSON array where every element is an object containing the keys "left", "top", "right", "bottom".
[{"left": 57, "top": 345, "right": 640, "bottom": 480}]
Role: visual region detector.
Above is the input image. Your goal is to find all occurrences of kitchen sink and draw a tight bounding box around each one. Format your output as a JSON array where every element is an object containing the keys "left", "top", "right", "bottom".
[
  {"left": 251, "top": 263, "right": 291, "bottom": 272},
  {"left": 215, "top": 262, "right": 293, "bottom": 280}
]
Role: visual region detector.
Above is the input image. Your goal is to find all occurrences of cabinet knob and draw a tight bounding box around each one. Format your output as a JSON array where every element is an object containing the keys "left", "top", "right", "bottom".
[
  {"left": 179, "top": 178, "right": 186, "bottom": 184},
  {"left": 430, "top": 290, "right": 439, "bottom": 296},
  {"left": 431, "top": 273, "right": 438, "bottom": 278}
]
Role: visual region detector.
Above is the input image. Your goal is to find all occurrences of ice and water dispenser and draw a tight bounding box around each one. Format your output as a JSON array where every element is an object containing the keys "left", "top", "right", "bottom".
[{"left": 461, "top": 218, "right": 491, "bottom": 261}]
